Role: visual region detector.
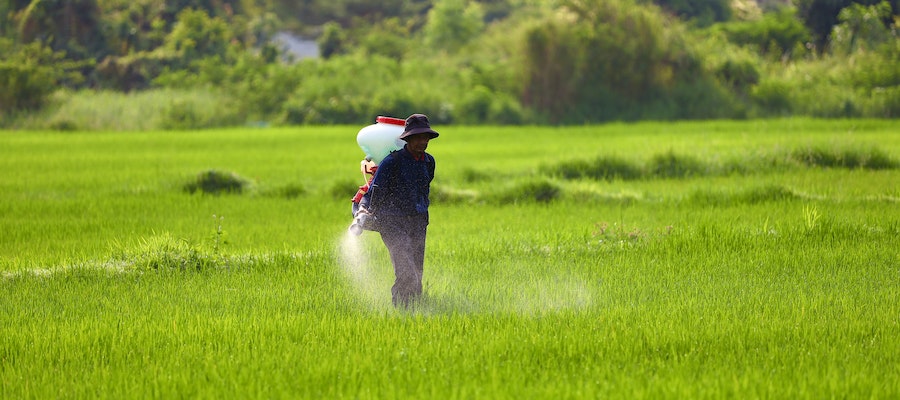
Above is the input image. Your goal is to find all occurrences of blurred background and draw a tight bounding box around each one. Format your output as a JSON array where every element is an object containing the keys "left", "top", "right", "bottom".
[{"left": 1, "top": 0, "right": 897, "bottom": 130}]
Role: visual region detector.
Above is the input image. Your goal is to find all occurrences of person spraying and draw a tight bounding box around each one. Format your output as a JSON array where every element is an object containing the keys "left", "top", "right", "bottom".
[{"left": 350, "top": 114, "right": 439, "bottom": 308}]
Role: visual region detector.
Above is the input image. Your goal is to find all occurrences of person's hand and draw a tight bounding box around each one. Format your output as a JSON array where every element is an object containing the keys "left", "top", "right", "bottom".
[{"left": 356, "top": 206, "right": 372, "bottom": 216}]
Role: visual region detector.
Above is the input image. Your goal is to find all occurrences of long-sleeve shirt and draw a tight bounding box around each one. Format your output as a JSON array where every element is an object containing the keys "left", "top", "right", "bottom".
[{"left": 360, "top": 146, "right": 435, "bottom": 217}]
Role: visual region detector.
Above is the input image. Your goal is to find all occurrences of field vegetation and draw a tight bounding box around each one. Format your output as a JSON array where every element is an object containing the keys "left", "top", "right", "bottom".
[
  {"left": 2, "top": 119, "right": 898, "bottom": 398},
  {"left": 1, "top": 0, "right": 899, "bottom": 129}
]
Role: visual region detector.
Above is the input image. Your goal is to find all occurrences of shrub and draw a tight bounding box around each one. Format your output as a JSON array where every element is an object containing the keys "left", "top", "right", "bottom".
[
  {"left": 718, "top": 8, "right": 810, "bottom": 58},
  {"left": 454, "top": 85, "right": 529, "bottom": 124},
  {"left": 0, "top": 39, "right": 87, "bottom": 112},
  {"left": 751, "top": 79, "right": 793, "bottom": 116}
]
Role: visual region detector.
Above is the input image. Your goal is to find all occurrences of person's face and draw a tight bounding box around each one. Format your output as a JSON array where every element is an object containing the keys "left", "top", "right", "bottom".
[{"left": 405, "top": 134, "right": 430, "bottom": 155}]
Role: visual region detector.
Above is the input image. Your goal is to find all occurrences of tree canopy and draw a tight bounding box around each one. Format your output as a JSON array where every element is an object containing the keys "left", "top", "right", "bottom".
[{"left": 1, "top": 0, "right": 898, "bottom": 125}]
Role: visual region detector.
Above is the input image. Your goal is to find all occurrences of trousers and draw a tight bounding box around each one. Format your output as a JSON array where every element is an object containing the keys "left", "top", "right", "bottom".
[{"left": 377, "top": 213, "right": 429, "bottom": 307}]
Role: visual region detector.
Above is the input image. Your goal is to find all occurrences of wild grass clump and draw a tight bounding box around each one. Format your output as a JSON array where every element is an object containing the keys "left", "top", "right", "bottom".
[
  {"left": 491, "top": 179, "right": 561, "bottom": 204},
  {"left": 546, "top": 156, "right": 643, "bottom": 181},
  {"left": 184, "top": 170, "right": 251, "bottom": 195},
  {"left": 788, "top": 146, "right": 897, "bottom": 170},
  {"left": 547, "top": 151, "right": 708, "bottom": 181},
  {"left": 117, "top": 233, "right": 216, "bottom": 272},
  {"left": 648, "top": 150, "right": 706, "bottom": 179},
  {"left": 263, "top": 183, "right": 306, "bottom": 199},
  {"left": 689, "top": 184, "right": 802, "bottom": 206},
  {"left": 460, "top": 167, "right": 494, "bottom": 183}
]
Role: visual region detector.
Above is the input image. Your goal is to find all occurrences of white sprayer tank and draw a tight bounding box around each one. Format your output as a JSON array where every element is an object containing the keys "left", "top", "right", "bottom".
[{"left": 357, "top": 116, "right": 406, "bottom": 164}]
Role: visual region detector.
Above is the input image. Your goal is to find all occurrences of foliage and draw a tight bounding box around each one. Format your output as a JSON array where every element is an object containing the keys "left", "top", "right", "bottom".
[
  {"left": 317, "top": 21, "right": 346, "bottom": 59},
  {"left": 520, "top": 0, "right": 737, "bottom": 122},
  {"left": 0, "top": 39, "right": 89, "bottom": 112},
  {"left": 423, "top": 0, "right": 485, "bottom": 52},
  {"left": 650, "top": 0, "right": 732, "bottom": 26},
  {"left": 1, "top": 0, "right": 899, "bottom": 126},
  {"left": 829, "top": 0, "right": 895, "bottom": 54},
  {"left": 12, "top": 0, "right": 107, "bottom": 60},
  {"left": 715, "top": 7, "right": 811, "bottom": 58},
  {"left": 794, "top": 0, "right": 898, "bottom": 51}
]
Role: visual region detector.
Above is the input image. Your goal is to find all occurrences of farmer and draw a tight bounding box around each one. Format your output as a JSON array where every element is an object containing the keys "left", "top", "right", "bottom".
[{"left": 358, "top": 113, "right": 438, "bottom": 308}]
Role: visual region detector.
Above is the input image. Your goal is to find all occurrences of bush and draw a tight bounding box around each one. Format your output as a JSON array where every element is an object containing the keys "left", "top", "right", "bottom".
[
  {"left": 0, "top": 40, "right": 87, "bottom": 113},
  {"left": 456, "top": 86, "right": 530, "bottom": 125},
  {"left": 751, "top": 79, "right": 793, "bottom": 116},
  {"left": 718, "top": 8, "right": 810, "bottom": 58}
]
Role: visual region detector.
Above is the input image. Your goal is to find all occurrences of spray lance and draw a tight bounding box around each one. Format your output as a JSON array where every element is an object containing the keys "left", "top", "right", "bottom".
[{"left": 348, "top": 116, "right": 406, "bottom": 236}]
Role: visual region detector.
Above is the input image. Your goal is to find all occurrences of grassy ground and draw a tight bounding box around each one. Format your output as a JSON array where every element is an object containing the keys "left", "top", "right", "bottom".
[{"left": 1, "top": 119, "right": 898, "bottom": 398}]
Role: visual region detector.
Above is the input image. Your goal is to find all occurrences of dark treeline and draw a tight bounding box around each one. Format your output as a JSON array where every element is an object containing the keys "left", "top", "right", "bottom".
[{"left": 1, "top": 0, "right": 898, "bottom": 128}]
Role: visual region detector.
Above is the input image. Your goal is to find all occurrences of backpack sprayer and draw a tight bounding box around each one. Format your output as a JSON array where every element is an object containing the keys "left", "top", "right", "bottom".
[{"left": 348, "top": 116, "right": 406, "bottom": 236}]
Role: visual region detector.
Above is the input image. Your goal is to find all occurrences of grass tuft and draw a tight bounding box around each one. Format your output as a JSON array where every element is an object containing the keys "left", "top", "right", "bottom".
[
  {"left": 789, "top": 146, "right": 898, "bottom": 169},
  {"left": 118, "top": 233, "right": 216, "bottom": 272},
  {"left": 492, "top": 179, "right": 562, "bottom": 204},
  {"left": 263, "top": 183, "right": 306, "bottom": 199},
  {"left": 648, "top": 150, "right": 705, "bottom": 179},
  {"left": 546, "top": 155, "right": 643, "bottom": 181},
  {"left": 689, "top": 184, "right": 803, "bottom": 206},
  {"left": 184, "top": 169, "right": 251, "bottom": 195}
]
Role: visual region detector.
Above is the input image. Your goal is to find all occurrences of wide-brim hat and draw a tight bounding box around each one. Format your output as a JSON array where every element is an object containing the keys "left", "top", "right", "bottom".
[{"left": 399, "top": 113, "right": 439, "bottom": 140}]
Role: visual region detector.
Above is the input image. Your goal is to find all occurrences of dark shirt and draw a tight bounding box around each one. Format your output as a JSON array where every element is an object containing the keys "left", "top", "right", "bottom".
[{"left": 361, "top": 146, "right": 435, "bottom": 217}]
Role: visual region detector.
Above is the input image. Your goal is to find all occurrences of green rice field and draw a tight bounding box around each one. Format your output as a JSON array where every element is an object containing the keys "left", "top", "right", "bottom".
[{"left": 1, "top": 119, "right": 898, "bottom": 398}]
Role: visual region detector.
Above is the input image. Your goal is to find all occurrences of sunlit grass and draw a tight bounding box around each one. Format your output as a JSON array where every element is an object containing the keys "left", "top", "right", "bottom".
[{"left": 1, "top": 119, "right": 899, "bottom": 398}]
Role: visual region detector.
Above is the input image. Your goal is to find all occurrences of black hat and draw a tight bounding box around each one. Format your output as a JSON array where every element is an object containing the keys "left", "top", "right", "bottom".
[{"left": 399, "top": 113, "right": 439, "bottom": 140}]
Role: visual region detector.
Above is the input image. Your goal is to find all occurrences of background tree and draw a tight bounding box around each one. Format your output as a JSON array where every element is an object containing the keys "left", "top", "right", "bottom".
[
  {"left": 423, "top": 0, "right": 484, "bottom": 52},
  {"left": 14, "top": 0, "right": 107, "bottom": 60},
  {"left": 717, "top": 7, "right": 810, "bottom": 59},
  {"left": 651, "top": 0, "right": 733, "bottom": 26},
  {"left": 829, "top": 0, "right": 894, "bottom": 53},
  {"left": 318, "top": 21, "right": 347, "bottom": 59},
  {"left": 0, "top": 38, "right": 88, "bottom": 112},
  {"left": 795, "top": 0, "right": 898, "bottom": 51}
]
